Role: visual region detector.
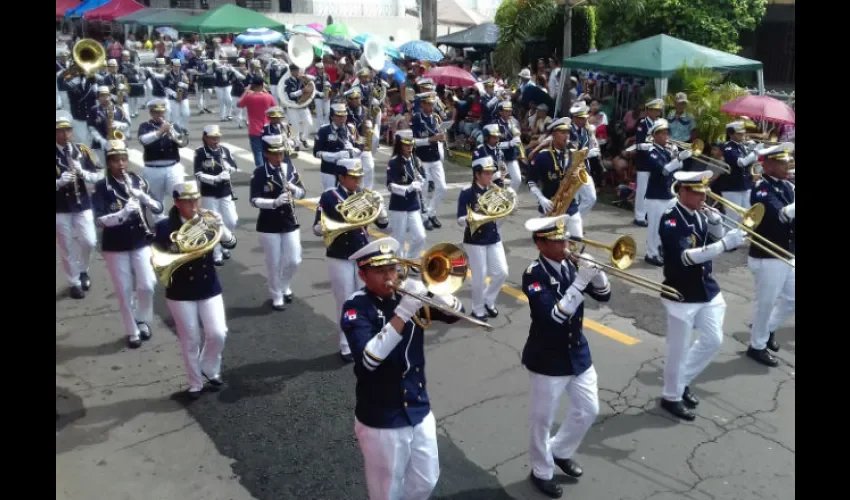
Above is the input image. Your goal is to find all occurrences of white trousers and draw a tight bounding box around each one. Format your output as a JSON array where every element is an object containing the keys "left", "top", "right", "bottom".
[
  {"left": 314, "top": 97, "right": 330, "bottom": 131},
  {"left": 162, "top": 99, "right": 173, "bottom": 122},
  {"left": 464, "top": 242, "right": 508, "bottom": 316},
  {"left": 103, "top": 247, "right": 156, "bottom": 339},
  {"left": 422, "top": 160, "right": 446, "bottom": 218},
  {"left": 389, "top": 210, "right": 426, "bottom": 260},
  {"left": 528, "top": 366, "right": 599, "bottom": 481},
  {"left": 170, "top": 99, "right": 191, "bottom": 131},
  {"left": 576, "top": 174, "right": 597, "bottom": 218},
  {"left": 354, "top": 411, "right": 440, "bottom": 500},
  {"left": 662, "top": 293, "right": 726, "bottom": 401},
  {"left": 258, "top": 231, "right": 302, "bottom": 301},
  {"left": 201, "top": 197, "right": 238, "bottom": 260},
  {"left": 361, "top": 152, "right": 375, "bottom": 191},
  {"left": 72, "top": 119, "right": 91, "bottom": 149},
  {"left": 235, "top": 106, "right": 245, "bottom": 125},
  {"left": 645, "top": 198, "right": 676, "bottom": 259},
  {"left": 270, "top": 85, "right": 280, "bottom": 106},
  {"left": 215, "top": 86, "right": 233, "bottom": 119},
  {"left": 287, "top": 107, "right": 313, "bottom": 141},
  {"left": 56, "top": 210, "right": 97, "bottom": 288},
  {"left": 167, "top": 294, "right": 228, "bottom": 392},
  {"left": 720, "top": 190, "right": 751, "bottom": 224},
  {"left": 748, "top": 257, "right": 795, "bottom": 350},
  {"left": 197, "top": 88, "right": 213, "bottom": 111},
  {"left": 327, "top": 258, "right": 363, "bottom": 354},
  {"left": 634, "top": 171, "right": 650, "bottom": 220},
  {"left": 505, "top": 159, "right": 522, "bottom": 189},
  {"left": 372, "top": 110, "right": 382, "bottom": 153},
  {"left": 121, "top": 103, "right": 132, "bottom": 127},
  {"left": 566, "top": 212, "right": 584, "bottom": 240},
  {"left": 321, "top": 173, "right": 337, "bottom": 191},
  {"left": 143, "top": 163, "right": 186, "bottom": 220},
  {"left": 94, "top": 149, "right": 107, "bottom": 170}
]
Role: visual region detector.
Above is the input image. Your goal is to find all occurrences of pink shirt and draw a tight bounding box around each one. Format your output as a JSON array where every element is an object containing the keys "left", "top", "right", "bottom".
[{"left": 238, "top": 91, "right": 277, "bottom": 136}]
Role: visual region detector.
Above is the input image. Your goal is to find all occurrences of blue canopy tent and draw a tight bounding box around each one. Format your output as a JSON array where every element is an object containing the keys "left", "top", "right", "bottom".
[{"left": 65, "top": 0, "right": 111, "bottom": 17}]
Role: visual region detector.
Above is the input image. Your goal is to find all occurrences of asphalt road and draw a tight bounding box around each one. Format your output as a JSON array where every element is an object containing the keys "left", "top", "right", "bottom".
[{"left": 56, "top": 105, "right": 795, "bottom": 500}]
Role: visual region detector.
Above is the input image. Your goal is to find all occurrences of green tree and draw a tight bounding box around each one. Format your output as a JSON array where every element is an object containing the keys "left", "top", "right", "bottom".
[{"left": 665, "top": 64, "right": 749, "bottom": 143}]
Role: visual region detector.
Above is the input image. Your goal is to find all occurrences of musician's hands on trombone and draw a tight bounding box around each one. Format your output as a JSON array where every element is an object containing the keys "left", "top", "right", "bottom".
[{"left": 394, "top": 279, "right": 428, "bottom": 322}]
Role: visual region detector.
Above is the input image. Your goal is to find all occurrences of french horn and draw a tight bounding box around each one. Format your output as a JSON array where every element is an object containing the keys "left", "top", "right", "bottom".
[
  {"left": 320, "top": 189, "right": 384, "bottom": 246},
  {"left": 467, "top": 186, "right": 516, "bottom": 234},
  {"left": 150, "top": 209, "right": 223, "bottom": 286}
]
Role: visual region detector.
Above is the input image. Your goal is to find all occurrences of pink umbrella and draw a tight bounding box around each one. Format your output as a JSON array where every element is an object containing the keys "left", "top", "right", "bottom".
[
  {"left": 720, "top": 95, "right": 795, "bottom": 125},
  {"left": 307, "top": 23, "right": 325, "bottom": 32},
  {"left": 424, "top": 66, "right": 477, "bottom": 88}
]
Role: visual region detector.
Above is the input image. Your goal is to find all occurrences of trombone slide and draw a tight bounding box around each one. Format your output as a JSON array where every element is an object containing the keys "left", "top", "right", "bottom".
[
  {"left": 388, "top": 281, "right": 493, "bottom": 330},
  {"left": 573, "top": 255, "right": 684, "bottom": 302}
]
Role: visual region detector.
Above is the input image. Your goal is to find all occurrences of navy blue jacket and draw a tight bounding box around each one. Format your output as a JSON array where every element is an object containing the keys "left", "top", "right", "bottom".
[
  {"left": 659, "top": 203, "right": 722, "bottom": 303},
  {"left": 56, "top": 143, "right": 99, "bottom": 213},
  {"left": 457, "top": 184, "right": 501, "bottom": 245},
  {"left": 528, "top": 147, "right": 579, "bottom": 216},
  {"left": 749, "top": 176, "right": 795, "bottom": 259},
  {"left": 644, "top": 144, "right": 676, "bottom": 200},
  {"left": 92, "top": 172, "right": 162, "bottom": 252},
  {"left": 250, "top": 161, "right": 304, "bottom": 234},
  {"left": 386, "top": 155, "right": 422, "bottom": 212}
]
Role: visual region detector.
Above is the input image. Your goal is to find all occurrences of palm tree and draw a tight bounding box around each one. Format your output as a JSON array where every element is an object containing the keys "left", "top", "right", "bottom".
[{"left": 666, "top": 64, "right": 749, "bottom": 144}]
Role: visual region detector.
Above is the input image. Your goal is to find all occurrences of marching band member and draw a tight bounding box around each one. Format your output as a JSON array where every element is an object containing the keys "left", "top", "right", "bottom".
[
  {"left": 193, "top": 124, "right": 239, "bottom": 265},
  {"left": 137, "top": 99, "right": 185, "bottom": 220},
  {"left": 154, "top": 180, "right": 237, "bottom": 400},
  {"left": 87, "top": 86, "right": 131, "bottom": 167},
  {"left": 472, "top": 124, "right": 509, "bottom": 188},
  {"left": 164, "top": 59, "right": 191, "bottom": 133},
  {"left": 250, "top": 135, "right": 307, "bottom": 311},
  {"left": 144, "top": 58, "right": 170, "bottom": 118},
  {"left": 568, "top": 102, "right": 598, "bottom": 218},
  {"left": 56, "top": 116, "right": 101, "bottom": 299},
  {"left": 643, "top": 119, "right": 691, "bottom": 266},
  {"left": 457, "top": 156, "right": 511, "bottom": 321},
  {"left": 313, "top": 159, "right": 389, "bottom": 362},
  {"left": 63, "top": 65, "right": 99, "bottom": 147},
  {"left": 266, "top": 58, "right": 286, "bottom": 107},
  {"left": 261, "top": 106, "right": 288, "bottom": 138},
  {"left": 528, "top": 118, "right": 584, "bottom": 239},
  {"left": 412, "top": 91, "right": 448, "bottom": 230},
  {"left": 658, "top": 171, "right": 746, "bottom": 421},
  {"left": 492, "top": 100, "right": 524, "bottom": 189},
  {"left": 522, "top": 214, "right": 610, "bottom": 499},
  {"left": 56, "top": 49, "right": 70, "bottom": 111},
  {"left": 230, "top": 58, "right": 250, "bottom": 129},
  {"left": 91, "top": 140, "right": 162, "bottom": 348},
  {"left": 315, "top": 102, "right": 361, "bottom": 190},
  {"left": 386, "top": 130, "right": 427, "bottom": 260},
  {"left": 190, "top": 55, "right": 214, "bottom": 115},
  {"left": 102, "top": 59, "right": 131, "bottom": 120},
  {"left": 118, "top": 50, "right": 142, "bottom": 117},
  {"left": 341, "top": 237, "right": 464, "bottom": 500},
  {"left": 718, "top": 121, "right": 761, "bottom": 224},
  {"left": 283, "top": 63, "right": 315, "bottom": 149},
  {"left": 746, "top": 144, "right": 796, "bottom": 367},
  {"left": 313, "top": 62, "right": 332, "bottom": 131},
  {"left": 213, "top": 55, "right": 239, "bottom": 121},
  {"left": 345, "top": 88, "right": 375, "bottom": 189},
  {"left": 478, "top": 78, "right": 498, "bottom": 127},
  {"left": 633, "top": 98, "right": 665, "bottom": 226}
]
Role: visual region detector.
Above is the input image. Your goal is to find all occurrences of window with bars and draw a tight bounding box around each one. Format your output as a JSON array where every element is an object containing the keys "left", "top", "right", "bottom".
[
  {"left": 236, "top": 0, "right": 274, "bottom": 9},
  {"left": 170, "top": 0, "right": 195, "bottom": 8}
]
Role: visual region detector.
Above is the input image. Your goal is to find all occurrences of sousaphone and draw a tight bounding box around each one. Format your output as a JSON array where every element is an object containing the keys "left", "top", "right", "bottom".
[{"left": 278, "top": 35, "right": 316, "bottom": 109}]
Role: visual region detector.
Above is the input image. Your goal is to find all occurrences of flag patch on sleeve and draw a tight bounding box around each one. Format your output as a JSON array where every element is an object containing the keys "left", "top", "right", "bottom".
[
  {"left": 345, "top": 309, "right": 357, "bottom": 321},
  {"left": 528, "top": 282, "right": 542, "bottom": 293},
  {"left": 664, "top": 219, "right": 677, "bottom": 227}
]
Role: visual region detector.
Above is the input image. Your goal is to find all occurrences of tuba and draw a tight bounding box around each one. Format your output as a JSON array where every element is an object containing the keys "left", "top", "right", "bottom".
[
  {"left": 546, "top": 148, "right": 590, "bottom": 216},
  {"left": 467, "top": 186, "right": 517, "bottom": 234},
  {"left": 277, "top": 35, "right": 316, "bottom": 109},
  {"left": 359, "top": 38, "right": 387, "bottom": 153},
  {"left": 320, "top": 189, "right": 384, "bottom": 246},
  {"left": 150, "top": 209, "right": 223, "bottom": 286},
  {"left": 64, "top": 38, "right": 106, "bottom": 80}
]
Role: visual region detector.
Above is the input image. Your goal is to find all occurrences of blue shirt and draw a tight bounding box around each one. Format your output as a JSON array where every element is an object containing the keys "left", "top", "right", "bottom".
[
  {"left": 411, "top": 112, "right": 442, "bottom": 163},
  {"left": 659, "top": 203, "right": 722, "bottom": 303},
  {"left": 719, "top": 140, "right": 754, "bottom": 192},
  {"left": 317, "top": 186, "right": 388, "bottom": 260}
]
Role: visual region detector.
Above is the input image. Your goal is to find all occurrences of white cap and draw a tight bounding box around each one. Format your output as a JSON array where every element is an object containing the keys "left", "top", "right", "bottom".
[
  {"left": 472, "top": 156, "right": 497, "bottom": 171},
  {"left": 483, "top": 124, "right": 501, "bottom": 137},
  {"left": 726, "top": 121, "right": 746, "bottom": 133},
  {"left": 570, "top": 101, "right": 589, "bottom": 117},
  {"left": 395, "top": 129, "right": 414, "bottom": 144},
  {"left": 237, "top": 57, "right": 246, "bottom": 63},
  {"left": 337, "top": 158, "right": 364, "bottom": 177},
  {"left": 121, "top": 50, "right": 130, "bottom": 57},
  {"left": 675, "top": 92, "right": 688, "bottom": 103},
  {"left": 172, "top": 180, "right": 201, "bottom": 200},
  {"left": 760, "top": 142, "right": 795, "bottom": 161},
  {"left": 171, "top": 58, "right": 181, "bottom": 65},
  {"left": 417, "top": 77, "right": 434, "bottom": 87},
  {"left": 331, "top": 102, "right": 348, "bottom": 116},
  {"left": 649, "top": 118, "right": 670, "bottom": 135},
  {"left": 547, "top": 117, "right": 571, "bottom": 132},
  {"left": 518, "top": 68, "right": 531, "bottom": 79},
  {"left": 348, "top": 237, "right": 401, "bottom": 267},
  {"left": 105, "top": 139, "right": 127, "bottom": 156},
  {"left": 673, "top": 170, "right": 713, "bottom": 192},
  {"left": 645, "top": 98, "right": 664, "bottom": 110},
  {"left": 155, "top": 57, "right": 166, "bottom": 65},
  {"left": 107, "top": 58, "right": 118, "bottom": 66},
  {"left": 97, "top": 85, "right": 110, "bottom": 94},
  {"left": 203, "top": 124, "right": 222, "bottom": 136},
  {"left": 524, "top": 214, "right": 571, "bottom": 240}
]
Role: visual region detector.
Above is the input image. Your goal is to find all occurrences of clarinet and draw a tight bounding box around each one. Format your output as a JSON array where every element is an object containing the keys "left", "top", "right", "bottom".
[
  {"left": 66, "top": 144, "right": 82, "bottom": 205},
  {"left": 411, "top": 155, "right": 427, "bottom": 212},
  {"left": 122, "top": 171, "right": 155, "bottom": 240}
]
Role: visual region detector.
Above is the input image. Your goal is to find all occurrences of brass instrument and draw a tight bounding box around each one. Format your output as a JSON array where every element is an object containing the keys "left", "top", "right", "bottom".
[
  {"left": 668, "top": 139, "right": 730, "bottom": 174},
  {"left": 277, "top": 35, "right": 316, "bottom": 109},
  {"left": 298, "top": 75, "right": 316, "bottom": 106},
  {"left": 511, "top": 121, "right": 527, "bottom": 162},
  {"left": 63, "top": 144, "right": 82, "bottom": 205},
  {"left": 150, "top": 209, "right": 223, "bottom": 286},
  {"left": 393, "top": 243, "right": 493, "bottom": 330},
  {"left": 122, "top": 171, "right": 155, "bottom": 239},
  {"left": 358, "top": 38, "right": 387, "bottom": 154},
  {"left": 64, "top": 38, "right": 106, "bottom": 80},
  {"left": 566, "top": 236, "right": 685, "bottom": 301},
  {"left": 467, "top": 185, "right": 517, "bottom": 234},
  {"left": 320, "top": 189, "right": 384, "bottom": 246},
  {"left": 106, "top": 104, "right": 125, "bottom": 141},
  {"left": 546, "top": 148, "right": 590, "bottom": 216}
]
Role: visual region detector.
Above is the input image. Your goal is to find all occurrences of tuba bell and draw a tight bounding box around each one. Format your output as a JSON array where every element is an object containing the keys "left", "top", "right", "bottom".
[
  {"left": 320, "top": 189, "right": 384, "bottom": 246},
  {"left": 546, "top": 148, "right": 590, "bottom": 216},
  {"left": 467, "top": 185, "right": 517, "bottom": 234},
  {"left": 65, "top": 38, "right": 107, "bottom": 79},
  {"left": 278, "top": 35, "right": 316, "bottom": 109},
  {"left": 150, "top": 210, "right": 223, "bottom": 286}
]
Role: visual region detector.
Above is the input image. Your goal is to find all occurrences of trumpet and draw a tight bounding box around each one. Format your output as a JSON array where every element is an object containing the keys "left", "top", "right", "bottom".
[
  {"left": 567, "top": 236, "right": 685, "bottom": 301},
  {"left": 668, "top": 139, "right": 730, "bottom": 174},
  {"left": 393, "top": 243, "right": 493, "bottom": 330},
  {"left": 122, "top": 170, "right": 155, "bottom": 239}
]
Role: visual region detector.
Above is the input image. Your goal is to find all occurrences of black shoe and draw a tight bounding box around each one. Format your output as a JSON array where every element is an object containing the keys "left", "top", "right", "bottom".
[
  {"left": 214, "top": 259, "right": 224, "bottom": 266},
  {"left": 272, "top": 300, "right": 285, "bottom": 311},
  {"left": 484, "top": 305, "right": 499, "bottom": 318},
  {"left": 187, "top": 389, "right": 203, "bottom": 400},
  {"left": 79, "top": 272, "right": 92, "bottom": 291},
  {"left": 633, "top": 219, "right": 648, "bottom": 227},
  {"left": 644, "top": 255, "right": 664, "bottom": 267},
  {"left": 660, "top": 399, "right": 695, "bottom": 421},
  {"left": 301, "top": 139, "right": 309, "bottom": 149},
  {"left": 553, "top": 456, "right": 583, "bottom": 478},
  {"left": 222, "top": 249, "right": 231, "bottom": 260},
  {"left": 127, "top": 336, "right": 142, "bottom": 349},
  {"left": 70, "top": 285, "right": 85, "bottom": 299},
  {"left": 471, "top": 312, "right": 489, "bottom": 322},
  {"left": 340, "top": 352, "right": 354, "bottom": 363},
  {"left": 747, "top": 346, "right": 778, "bottom": 367},
  {"left": 284, "top": 293, "right": 294, "bottom": 304},
  {"left": 767, "top": 331, "right": 780, "bottom": 352},
  {"left": 137, "top": 322, "right": 152, "bottom": 341},
  {"left": 682, "top": 386, "right": 699, "bottom": 408},
  {"left": 423, "top": 218, "right": 434, "bottom": 231},
  {"left": 430, "top": 216, "right": 442, "bottom": 228},
  {"left": 529, "top": 473, "right": 563, "bottom": 498},
  {"left": 203, "top": 373, "right": 224, "bottom": 388}
]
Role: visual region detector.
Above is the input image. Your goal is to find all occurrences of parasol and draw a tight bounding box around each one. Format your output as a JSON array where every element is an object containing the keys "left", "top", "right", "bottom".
[{"left": 720, "top": 95, "right": 795, "bottom": 125}]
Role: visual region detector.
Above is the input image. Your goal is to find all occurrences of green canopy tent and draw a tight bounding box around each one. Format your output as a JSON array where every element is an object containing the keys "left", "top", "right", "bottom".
[
  {"left": 557, "top": 34, "right": 764, "bottom": 112},
  {"left": 175, "top": 4, "right": 285, "bottom": 34},
  {"left": 116, "top": 8, "right": 201, "bottom": 25}
]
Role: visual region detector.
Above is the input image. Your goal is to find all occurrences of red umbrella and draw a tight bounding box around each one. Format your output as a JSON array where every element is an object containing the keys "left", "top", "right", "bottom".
[
  {"left": 424, "top": 66, "right": 477, "bottom": 88},
  {"left": 720, "top": 95, "right": 795, "bottom": 125}
]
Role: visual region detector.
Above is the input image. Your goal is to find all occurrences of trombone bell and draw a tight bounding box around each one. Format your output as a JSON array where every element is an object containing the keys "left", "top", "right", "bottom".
[
  {"left": 569, "top": 235, "right": 637, "bottom": 270},
  {"left": 397, "top": 243, "right": 468, "bottom": 296}
]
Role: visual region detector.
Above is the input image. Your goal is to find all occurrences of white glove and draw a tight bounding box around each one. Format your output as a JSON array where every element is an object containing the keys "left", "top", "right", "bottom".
[
  {"left": 99, "top": 138, "right": 110, "bottom": 149},
  {"left": 377, "top": 207, "right": 389, "bottom": 225},
  {"left": 638, "top": 142, "right": 653, "bottom": 151},
  {"left": 721, "top": 228, "right": 746, "bottom": 250},
  {"left": 663, "top": 159, "right": 683, "bottom": 173},
  {"left": 178, "top": 81, "right": 189, "bottom": 89},
  {"left": 571, "top": 255, "right": 601, "bottom": 291},
  {"left": 273, "top": 192, "right": 291, "bottom": 208},
  {"left": 409, "top": 181, "right": 422, "bottom": 192},
  {"left": 678, "top": 149, "right": 692, "bottom": 161},
  {"left": 57, "top": 171, "right": 76, "bottom": 187},
  {"left": 224, "top": 163, "right": 237, "bottom": 173},
  {"left": 395, "top": 279, "right": 428, "bottom": 322},
  {"left": 782, "top": 202, "right": 795, "bottom": 221},
  {"left": 702, "top": 206, "right": 723, "bottom": 225},
  {"left": 120, "top": 198, "right": 141, "bottom": 218},
  {"left": 509, "top": 137, "right": 521, "bottom": 147},
  {"left": 351, "top": 148, "right": 362, "bottom": 158},
  {"left": 312, "top": 223, "right": 322, "bottom": 237},
  {"left": 209, "top": 210, "right": 224, "bottom": 227},
  {"left": 753, "top": 143, "right": 766, "bottom": 152},
  {"left": 587, "top": 147, "right": 600, "bottom": 158},
  {"left": 506, "top": 186, "right": 517, "bottom": 197},
  {"left": 216, "top": 171, "right": 231, "bottom": 183},
  {"left": 429, "top": 293, "right": 463, "bottom": 312},
  {"left": 539, "top": 197, "right": 553, "bottom": 214}
]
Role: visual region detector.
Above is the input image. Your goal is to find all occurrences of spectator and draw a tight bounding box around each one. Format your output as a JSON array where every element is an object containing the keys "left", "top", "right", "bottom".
[{"left": 238, "top": 77, "right": 278, "bottom": 166}]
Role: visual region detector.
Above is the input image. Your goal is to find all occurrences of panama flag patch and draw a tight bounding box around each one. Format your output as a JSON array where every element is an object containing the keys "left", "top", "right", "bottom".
[
  {"left": 756, "top": 189, "right": 768, "bottom": 198},
  {"left": 345, "top": 309, "right": 357, "bottom": 321},
  {"left": 664, "top": 219, "right": 677, "bottom": 227},
  {"left": 528, "top": 282, "right": 542, "bottom": 293}
]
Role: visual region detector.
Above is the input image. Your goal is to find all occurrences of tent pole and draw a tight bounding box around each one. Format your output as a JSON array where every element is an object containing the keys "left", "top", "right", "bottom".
[
  {"left": 756, "top": 69, "right": 765, "bottom": 96},
  {"left": 653, "top": 77, "right": 667, "bottom": 99},
  {"left": 554, "top": 66, "right": 568, "bottom": 118}
]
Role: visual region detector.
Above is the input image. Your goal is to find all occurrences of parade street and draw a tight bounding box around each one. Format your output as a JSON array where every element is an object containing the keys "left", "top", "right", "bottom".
[{"left": 56, "top": 110, "right": 795, "bottom": 500}]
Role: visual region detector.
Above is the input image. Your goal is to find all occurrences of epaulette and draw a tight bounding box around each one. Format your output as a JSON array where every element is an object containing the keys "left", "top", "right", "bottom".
[
  {"left": 525, "top": 261, "right": 539, "bottom": 275},
  {"left": 664, "top": 206, "right": 675, "bottom": 215}
]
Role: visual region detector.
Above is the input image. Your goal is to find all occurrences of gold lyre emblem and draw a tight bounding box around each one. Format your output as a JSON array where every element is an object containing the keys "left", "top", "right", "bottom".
[{"left": 379, "top": 244, "right": 392, "bottom": 254}]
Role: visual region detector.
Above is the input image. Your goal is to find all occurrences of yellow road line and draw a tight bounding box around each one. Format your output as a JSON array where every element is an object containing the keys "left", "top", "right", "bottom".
[{"left": 295, "top": 199, "right": 640, "bottom": 345}]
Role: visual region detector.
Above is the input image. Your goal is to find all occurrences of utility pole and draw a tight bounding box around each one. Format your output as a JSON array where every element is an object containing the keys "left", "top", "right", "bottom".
[
  {"left": 558, "top": 0, "right": 585, "bottom": 116},
  {"left": 420, "top": 0, "right": 437, "bottom": 43}
]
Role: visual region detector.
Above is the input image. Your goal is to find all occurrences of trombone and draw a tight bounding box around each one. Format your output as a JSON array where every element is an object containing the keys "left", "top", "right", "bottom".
[
  {"left": 669, "top": 139, "right": 731, "bottom": 174},
  {"left": 567, "top": 235, "right": 685, "bottom": 301},
  {"left": 703, "top": 191, "right": 795, "bottom": 268},
  {"left": 393, "top": 243, "right": 493, "bottom": 330}
]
